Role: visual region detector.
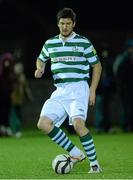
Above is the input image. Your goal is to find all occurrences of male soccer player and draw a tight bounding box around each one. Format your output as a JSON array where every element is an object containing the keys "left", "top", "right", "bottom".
[{"left": 35, "top": 8, "right": 102, "bottom": 173}]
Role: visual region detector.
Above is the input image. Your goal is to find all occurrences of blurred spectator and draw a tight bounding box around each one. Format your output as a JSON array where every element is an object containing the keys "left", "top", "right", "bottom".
[
  {"left": 94, "top": 43, "right": 115, "bottom": 133},
  {"left": 113, "top": 39, "right": 133, "bottom": 132},
  {"left": 10, "top": 61, "right": 33, "bottom": 137},
  {"left": 0, "top": 52, "right": 15, "bottom": 136}
]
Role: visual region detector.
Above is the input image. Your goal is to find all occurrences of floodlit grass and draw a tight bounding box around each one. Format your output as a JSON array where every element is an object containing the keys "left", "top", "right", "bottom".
[{"left": 0, "top": 129, "right": 133, "bottom": 179}]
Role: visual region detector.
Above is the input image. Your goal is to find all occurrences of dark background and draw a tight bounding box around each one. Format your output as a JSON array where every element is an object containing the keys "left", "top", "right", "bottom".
[{"left": 0, "top": 0, "right": 133, "bottom": 78}]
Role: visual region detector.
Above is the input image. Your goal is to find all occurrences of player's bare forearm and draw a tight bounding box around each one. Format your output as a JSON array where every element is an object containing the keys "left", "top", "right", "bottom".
[
  {"left": 89, "top": 62, "right": 102, "bottom": 105},
  {"left": 34, "top": 59, "right": 46, "bottom": 78},
  {"left": 90, "top": 62, "right": 102, "bottom": 91}
]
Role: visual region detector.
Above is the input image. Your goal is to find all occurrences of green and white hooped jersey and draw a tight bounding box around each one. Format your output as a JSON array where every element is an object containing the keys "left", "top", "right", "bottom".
[{"left": 38, "top": 32, "right": 99, "bottom": 85}]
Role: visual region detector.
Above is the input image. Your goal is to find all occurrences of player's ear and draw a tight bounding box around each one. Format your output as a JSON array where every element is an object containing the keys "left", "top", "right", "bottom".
[{"left": 73, "top": 22, "right": 76, "bottom": 28}]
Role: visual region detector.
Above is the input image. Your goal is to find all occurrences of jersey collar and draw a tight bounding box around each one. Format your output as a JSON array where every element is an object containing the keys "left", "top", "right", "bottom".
[{"left": 59, "top": 31, "right": 76, "bottom": 42}]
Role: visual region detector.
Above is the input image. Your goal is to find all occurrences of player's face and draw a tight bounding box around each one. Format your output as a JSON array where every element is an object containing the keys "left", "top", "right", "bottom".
[{"left": 58, "top": 18, "right": 75, "bottom": 37}]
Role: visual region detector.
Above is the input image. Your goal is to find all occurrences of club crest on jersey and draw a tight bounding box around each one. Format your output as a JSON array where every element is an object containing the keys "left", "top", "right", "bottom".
[{"left": 72, "top": 46, "right": 79, "bottom": 52}]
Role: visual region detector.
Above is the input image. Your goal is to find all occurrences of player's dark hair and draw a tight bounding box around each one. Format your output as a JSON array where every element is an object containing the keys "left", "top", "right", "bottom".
[{"left": 57, "top": 8, "right": 76, "bottom": 23}]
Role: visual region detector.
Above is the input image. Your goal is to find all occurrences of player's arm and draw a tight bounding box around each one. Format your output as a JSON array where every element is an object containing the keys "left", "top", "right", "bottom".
[
  {"left": 34, "top": 59, "right": 46, "bottom": 78},
  {"left": 89, "top": 62, "right": 102, "bottom": 106}
]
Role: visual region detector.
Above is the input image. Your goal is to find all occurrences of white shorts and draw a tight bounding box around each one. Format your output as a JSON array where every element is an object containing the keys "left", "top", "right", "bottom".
[{"left": 40, "top": 81, "right": 89, "bottom": 127}]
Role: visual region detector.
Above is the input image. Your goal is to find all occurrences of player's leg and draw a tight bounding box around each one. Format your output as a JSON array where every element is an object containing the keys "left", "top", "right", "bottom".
[
  {"left": 37, "top": 99, "right": 83, "bottom": 156},
  {"left": 72, "top": 117, "right": 102, "bottom": 173},
  {"left": 66, "top": 82, "right": 102, "bottom": 173}
]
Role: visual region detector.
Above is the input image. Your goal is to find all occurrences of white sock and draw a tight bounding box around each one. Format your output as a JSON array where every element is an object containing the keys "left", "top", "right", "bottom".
[
  {"left": 69, "top": 146, "right": 81, "bottom": 157},
  {"left": 90, "top": 160, "right": 99, "bottom": 166}
]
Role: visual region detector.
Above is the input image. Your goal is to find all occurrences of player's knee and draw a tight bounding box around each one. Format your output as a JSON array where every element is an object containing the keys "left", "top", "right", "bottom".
[
  {"left": 73, "top": 118, "right": 84, "bottom": 133},
  {"left": 37, "top": 116, "right": 53, "bottom": 133},
  {"left": 73, "top": 118, "right": 88, "bottom": 136}
]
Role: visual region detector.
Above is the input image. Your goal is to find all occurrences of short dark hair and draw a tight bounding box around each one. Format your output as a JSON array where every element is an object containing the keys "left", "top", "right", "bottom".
[{"left": 57, "top": 8, "right": 76, "bottom": 23}]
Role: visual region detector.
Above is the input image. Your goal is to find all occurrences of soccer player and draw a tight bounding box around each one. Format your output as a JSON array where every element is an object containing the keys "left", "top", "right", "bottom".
[{"left": 35, "top": 8, "right": 102, "bottom": 173}]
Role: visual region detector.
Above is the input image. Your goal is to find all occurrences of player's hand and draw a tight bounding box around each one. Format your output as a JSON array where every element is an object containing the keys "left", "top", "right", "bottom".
[
  {"left": 34, "top": 69, "right": 44, "bottom": 78},
  {"left": 89, "top": 88, "right": 96, "bottom": 106}
]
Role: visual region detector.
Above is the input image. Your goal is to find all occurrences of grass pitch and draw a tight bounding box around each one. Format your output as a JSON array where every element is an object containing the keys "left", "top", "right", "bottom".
[{"left": 0, "top": 129, "right": 133, "bottom": 179}]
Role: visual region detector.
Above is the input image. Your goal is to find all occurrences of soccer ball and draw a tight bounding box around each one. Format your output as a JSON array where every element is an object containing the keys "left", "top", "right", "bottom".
[{"left": 52, "top": 154, "right": 73, "bottom": 174}]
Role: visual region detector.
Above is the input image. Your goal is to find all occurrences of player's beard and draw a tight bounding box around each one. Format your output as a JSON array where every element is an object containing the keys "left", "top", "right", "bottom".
[{"left": 60, "top": 29, "right": 73, "bottom": 38}]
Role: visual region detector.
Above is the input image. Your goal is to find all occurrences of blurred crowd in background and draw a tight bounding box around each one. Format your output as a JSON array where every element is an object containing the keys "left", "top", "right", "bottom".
[{"left": 0, "top": 52, "right": 33, "bottom": 137}]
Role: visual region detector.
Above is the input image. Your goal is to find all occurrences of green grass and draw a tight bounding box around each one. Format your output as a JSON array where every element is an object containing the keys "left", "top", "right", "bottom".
[{"left": 0, "top": 129, "right": 133, "bottom": 179}]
